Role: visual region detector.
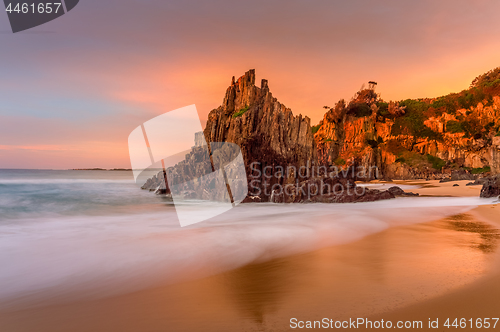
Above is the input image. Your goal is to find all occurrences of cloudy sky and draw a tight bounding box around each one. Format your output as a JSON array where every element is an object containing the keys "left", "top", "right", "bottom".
[{"left": 1, "top": 0, "right": 500, "bottom": 169}]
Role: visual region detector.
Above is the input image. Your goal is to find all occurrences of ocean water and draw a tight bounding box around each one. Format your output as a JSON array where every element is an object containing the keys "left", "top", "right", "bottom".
[
  {"left": 0, "top": 169, "right": 169, "bottom": 220},
  {"left": 0, "top": 169, "right": 497, "bottom": 310}
]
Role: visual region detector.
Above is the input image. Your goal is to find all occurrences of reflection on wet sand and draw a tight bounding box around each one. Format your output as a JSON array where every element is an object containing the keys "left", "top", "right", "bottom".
[
  {"left": 0, "top": 212, "right": 499, "bottom": 332},
  {"left": 223, "top": 258, "right": 301, "bottom": 324},
  {"left": 442, "top": 213, "right": 500, "bottom": 253},
  {"left": 211, "top": 212, "right": 500, "bottom": 329}
]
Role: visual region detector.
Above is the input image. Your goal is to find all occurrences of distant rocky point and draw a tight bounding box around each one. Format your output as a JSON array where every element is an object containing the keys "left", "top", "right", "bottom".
[{"left": 71, "top": 168, "right": 132, "bottom": 171}]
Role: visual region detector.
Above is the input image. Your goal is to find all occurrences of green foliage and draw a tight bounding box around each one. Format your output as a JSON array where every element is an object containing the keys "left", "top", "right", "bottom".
[
  {"left": 446, "top": 120, "right": 464, "bottom": 133},
  {"left": 483, "top": 78, "right": 500, "bottom": 88},
  {"left": 334, "top": 157, "right": 346, "bottom": 165},
  {"left": 386, "top": 67, "right": 500, "bottom": 133},
  {"left": 311, "top": 124, "right": 321, "bottom": 134},
  {"left": 470, "top": 166, "right": 491, "bottom": 174},
  {"left": 324, "top": 138, "right": 333, "bottom": 142},
  {"left": 496, "top": 131, "right": 500, "bottom": 137},
  {"left": 395, "top": 157, "right": 406, "bottom": 163},
  {"left": 348, "top": 102, "right": 372, "bottom": 117},
  {"left": 400, "top": 99, "right": 430, "bottom": 114},
  {"left": 428, "top": 86, "right": 491, "bottom": 114},
  {"left": 391, "top": 101, "right": 443, "bottom": 141},
  {"left": 446, "top": 119, "right": 483, "bottom": 138},
  {"left": 377, "top": 102, "right": 390, "bottom": 117},
  {"left": 461, "top": 118, "right": 481, "bottom": 138},
  {"left": 471, "top": 67, "right": 500, "bottom": 88},
  {"left": 426, "top": 155, "right": 446, "bottom": 170},
  {"left": 233, "top": 105, "right": 250, "bottom": 118},
  {"left": 430, "top": 96, "right": 456, "bottom": 113},
  {"left": 455, "top": 89, "right": 486, "bottom": 109}
]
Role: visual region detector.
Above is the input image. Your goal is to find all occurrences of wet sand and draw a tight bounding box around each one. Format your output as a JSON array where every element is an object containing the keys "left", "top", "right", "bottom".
[
  {"left": 371, "top": 204, "right": 500, "bottom": 331},
  {"left": 1, "top": 181, "right": 499, "bottom": 331}
]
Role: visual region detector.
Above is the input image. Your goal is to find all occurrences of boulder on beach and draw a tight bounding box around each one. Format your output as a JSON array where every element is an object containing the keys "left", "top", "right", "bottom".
[
  {"left": 480, "top": 175, "right": 500, "bottom": 198},
  {"left": 388, "top": 186, "right": 420, "bottom": 197}
]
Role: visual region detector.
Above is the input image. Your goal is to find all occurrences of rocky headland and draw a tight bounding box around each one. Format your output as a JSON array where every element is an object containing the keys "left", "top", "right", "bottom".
[{"left": 142, "top": 68, "right": 500, "bottom": 202}]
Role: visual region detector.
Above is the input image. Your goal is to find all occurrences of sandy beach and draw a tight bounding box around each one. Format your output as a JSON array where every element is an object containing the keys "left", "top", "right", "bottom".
[
  {"left": 371, "top": 187, "right": 500, "bottom": 331},
  {"left": 0, "top": 180, "right": 499, "bottom": 332},
  {"left": 4, "top": 0, "right": 500, "bottom": 331}
]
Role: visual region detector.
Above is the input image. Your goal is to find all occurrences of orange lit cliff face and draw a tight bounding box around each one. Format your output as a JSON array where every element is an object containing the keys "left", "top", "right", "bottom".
[{"left": 1, "top": 0, "right": 500, "bottom": 168}]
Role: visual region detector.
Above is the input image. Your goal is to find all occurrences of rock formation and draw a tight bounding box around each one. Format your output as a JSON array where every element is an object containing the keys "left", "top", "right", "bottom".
[
  {"left": 203, "top": 69, "right": 318, "bottom": 201},
  {"left": 313, "top": 68, "right": 500, "bottom": 180},
  {"left": 480, "top": 175, "right": 500, "bottom": 198},
  {"left": 141, "top": 67, "right": 500, "bottom": 202}
]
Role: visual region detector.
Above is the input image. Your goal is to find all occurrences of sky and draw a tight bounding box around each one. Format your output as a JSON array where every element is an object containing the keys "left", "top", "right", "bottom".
[{"left": 1, "top": 0, "right": 500, "bottom": 169}]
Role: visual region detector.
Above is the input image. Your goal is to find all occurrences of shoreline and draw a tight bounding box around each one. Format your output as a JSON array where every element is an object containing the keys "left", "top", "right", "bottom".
[
  {"left": 369, "top": 181, "right": 500, "bottom": 330},
  {"left": 0, "top": 180, "right": 499, "bottom": 331},
  {"left": 369, "top": 203, "right": 500, "bottom": 331}
]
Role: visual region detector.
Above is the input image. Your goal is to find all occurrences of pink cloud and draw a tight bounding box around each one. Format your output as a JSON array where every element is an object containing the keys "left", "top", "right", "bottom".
[{"left": 0, "top": 145, "right": 72, "bottom": 151}]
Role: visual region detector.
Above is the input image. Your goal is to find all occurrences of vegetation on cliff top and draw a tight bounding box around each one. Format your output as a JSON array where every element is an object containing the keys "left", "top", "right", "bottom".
[
  {"left": 398, "top": 67, "right": 500, "bottom": 117},
  {"left": 390, "top": 101, "right": 443, "bottom": 141},
  {"left": 471, "top": 67, "right": 500, "bottom": 88},
  {"left": 376, "top": 68, "right": 500, "bottom": 142},
  {"left": 317, "top": 67, "right": 500, "bottom": 174},
  {"left": 346, "top": 89, "right": 377, "bottom": 118}
]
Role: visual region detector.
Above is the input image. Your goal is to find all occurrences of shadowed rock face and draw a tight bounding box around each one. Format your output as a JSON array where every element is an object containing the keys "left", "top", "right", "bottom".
[
  {"left": 142, "top": 70, "right": 396, "bottom": 203},
  {"left": 200, "top": 70, "right": 415, "bottom": 203},
  {"left": 141, "top": 70, "right": 320, "bottom": 201},
  {"left": 205, "top": 69, "right": 317, "bottom": 165},
  {"left": 266, "top": 176, "right": 396, "bottom": 204},
  {"left": 203, "top": 69, "right": 318, "bottom": 201},
  {"left": 480, "top": 175, "right": 500, "bottom": 198}
]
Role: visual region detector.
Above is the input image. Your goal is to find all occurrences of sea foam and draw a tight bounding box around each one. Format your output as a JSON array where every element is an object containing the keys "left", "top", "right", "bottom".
[{"left": 0, "top": 197, "right": 496, "bottom": 309}]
